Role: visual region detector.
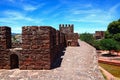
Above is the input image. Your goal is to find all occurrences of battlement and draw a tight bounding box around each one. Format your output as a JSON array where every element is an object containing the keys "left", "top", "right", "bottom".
[
  {"left": 0, "top": 25, "right": 78, "bottom": 70},
  {"left": 59, "top": 24, "right": 74, "bottom": 34},
  {"left": 59, "top": 24, "right": 74, "bottom": 28}
]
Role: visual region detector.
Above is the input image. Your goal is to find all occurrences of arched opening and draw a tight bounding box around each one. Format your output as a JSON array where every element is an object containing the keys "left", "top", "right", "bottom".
[
  {"left": 68, "top": 41, "right": 71, "bottom": 46},
  {"left": 10, "top": 54, "right": 19, "bottom": 69}
]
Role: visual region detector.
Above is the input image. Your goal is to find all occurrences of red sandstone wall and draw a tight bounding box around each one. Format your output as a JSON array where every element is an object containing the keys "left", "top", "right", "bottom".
[
  {"left": 0, "top": 25, "right": 78, "bottom": 70},
  {"left": 21, "top": 26, "right": 57, "bottom": 70},
  {"left": 66, "top": 33, "right": 78, "bottom": 46},
  {"left": 0, "top": 27, "right": 12, "bottom": 69},
  {"left": 0, "top": 26, "right": 11, "bottom": 49},
  {"left": 0, "top": 50, "right": 11, "bottom": 69}
]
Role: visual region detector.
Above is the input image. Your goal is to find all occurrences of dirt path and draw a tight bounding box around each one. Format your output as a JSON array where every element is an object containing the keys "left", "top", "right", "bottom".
[{"left": 0, "top": 40, "right": 104, "bottom": 80}]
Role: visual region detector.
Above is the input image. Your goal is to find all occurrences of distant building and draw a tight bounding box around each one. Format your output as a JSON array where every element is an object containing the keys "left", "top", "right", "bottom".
[{"left": 94, "top": 31, "right": 105, "bottom": 40}]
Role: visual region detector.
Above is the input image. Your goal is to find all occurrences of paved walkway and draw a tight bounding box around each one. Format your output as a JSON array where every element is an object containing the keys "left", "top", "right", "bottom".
[{"left": 0, "top": 40, "right": 104, "bottom": 80}]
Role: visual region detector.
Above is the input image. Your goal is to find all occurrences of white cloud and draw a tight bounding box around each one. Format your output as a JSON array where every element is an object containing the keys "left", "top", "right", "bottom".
[
  {"left": 22, "top": 3, "right": 45, "bottom": 11},
  {"left": 68, "top": 3, "right": 120, "bottom": 24},
  {"left": 0, "top": 10, "right": 43, "bottom": 25},
  {"left": 69, "top": 12, "right": 112, "bottom": 24},
  {"left": 23, "top": 5, "right": 37, "bottom": 11},
  {"left": 59, "top": 0, "right": 92, "bottom": 9},
  {"left": 72, "top": 9, "right": 102, "bottom": 14},
  {"left": 3, "top": 10, "right": 33, "bottom": 21},
  {"left": 109, "top": 3, "right": 120, "bottom": 14},
  {"left": 63, "top": 2, "right": 120, "bottom": 25},
  {"left": 0, "top": 10, "right": 44, "bottom": 33},
  {"left": 43, "top": 5, "right": 61, "bottom": 14},
  {"left": 70, "top": 19, "right": 109, "bottom": 23}
]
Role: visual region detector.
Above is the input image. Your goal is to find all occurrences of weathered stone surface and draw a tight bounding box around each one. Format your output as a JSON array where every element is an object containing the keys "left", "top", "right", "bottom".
[
  {"left": 0, "top": 26, "right": 11, "bottom": 49},
  {"left": 21, "top": 26, "right": 58, "bottom": 69}
]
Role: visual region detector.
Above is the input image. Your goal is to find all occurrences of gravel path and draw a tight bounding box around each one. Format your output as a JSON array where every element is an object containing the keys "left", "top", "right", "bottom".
[{"left": 0, "top": 40, "right": 104, "bottom": 80}]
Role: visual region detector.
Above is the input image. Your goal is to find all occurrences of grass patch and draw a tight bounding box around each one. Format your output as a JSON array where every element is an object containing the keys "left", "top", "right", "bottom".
[{"left": 99, "top": 63, "right": 120, "bottom": 78}]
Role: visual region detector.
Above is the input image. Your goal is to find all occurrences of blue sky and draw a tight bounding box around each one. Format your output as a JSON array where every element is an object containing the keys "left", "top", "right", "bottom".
[{"left": 0, "top": 0, "right": 120, "bottom": 33}]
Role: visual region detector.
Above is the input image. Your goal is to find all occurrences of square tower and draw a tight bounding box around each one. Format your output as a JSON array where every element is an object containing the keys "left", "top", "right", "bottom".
[
  {"left": 59, "top": 24, "right": 74, "bottom": 34},
  {"left": 0, "top": 26, "right": 11, "bottom": 49},
  {"left": 95, "top": 31, "right": 105, "bottom": 39},
  {"left": 21, "top": 26, "right": 56, "bottom": 70}
]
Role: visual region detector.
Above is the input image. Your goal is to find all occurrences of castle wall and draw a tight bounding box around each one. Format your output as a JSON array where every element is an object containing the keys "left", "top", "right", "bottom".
[
  {"left": 66, "top": 33, "right": 79, "bottom": 46},
  {"left": 0, "top": 26, "right": 11, "bottom": 49},
  {"left": 0, "top": 49, "right": 10, "bottom": 69},
  {"left": 54, "top": 30, "right": 60, "bottom": 60},
  {"left": 0, "top": 24, "right": 78, "bottom": 70},
  {"left": 0, "top": 27, "right": 11, "bottom": 69},
  {"left": 60, "top": 32, "right": 66, "bottom": 48},
  {"left": 21, "top": 26, "right": 56, "bottom": 69}
]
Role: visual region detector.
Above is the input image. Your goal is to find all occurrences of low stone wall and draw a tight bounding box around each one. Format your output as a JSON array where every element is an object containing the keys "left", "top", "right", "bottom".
[
  {"left": 12, "top": 42, "right": 22, "bottom": 48},
  {"left": 0, "top": 49, "right": 22, "bottom": 69},
  {"left": 99, "top": 59, "right": 120, "bottom": 66}
]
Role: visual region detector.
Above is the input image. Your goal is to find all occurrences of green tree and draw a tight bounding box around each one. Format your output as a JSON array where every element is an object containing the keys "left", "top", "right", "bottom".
[
  {"left": 105, "top": 31, "right": 113, "bottom": 39},
  {"left": 100, "top": 39, "right": 120, "bottom": 55},
  {"left": 106, "top": 19, "right": 120, "bottom": 41},
  {"left": 113, "top": 33, "right": 120, "bottom": 41},
  {"left": 80, "top": 33, "right": 95, "bottom": 45},
  {"left": 107, "top": 20, "right": 120, "bottom": 34},
  {"left": 93, "top": 40, "right": 101, "bottom": 50},
  {"left": 12, "top": 36, "right": 17, "bottom": 42}
]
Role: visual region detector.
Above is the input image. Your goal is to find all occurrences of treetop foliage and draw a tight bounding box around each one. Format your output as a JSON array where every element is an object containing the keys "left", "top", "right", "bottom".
[
  {"left": 80, "top": 33, "right": 94, "bottom": 45},
  {"left": 80, "top": 19, "right": 120, "bottom": 53},
  {"left": 107, "top": 20, "right": 120, "bottom": 34}
]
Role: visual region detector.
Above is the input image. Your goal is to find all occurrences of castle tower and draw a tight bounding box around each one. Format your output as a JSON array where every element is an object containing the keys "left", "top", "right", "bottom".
[
  {"left": 59, "top": 24, "right": 74, "bottom": 34},
  {"left": 0, "top": 26, "right": 11, "bottom": 69},
  {"left": 59, "top": 24, "right": 78, "bottom": 47},
  {"left": 21, "top": 26, "right": 56, "bottom": 70},
  {"left": 0, "top": 26, "right": 11, "bottom": 49}
]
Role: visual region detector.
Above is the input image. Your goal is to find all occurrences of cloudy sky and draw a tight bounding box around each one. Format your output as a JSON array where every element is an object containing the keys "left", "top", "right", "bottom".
[{"left": 0, "top": 0, "right": 120, "bottom": 33}]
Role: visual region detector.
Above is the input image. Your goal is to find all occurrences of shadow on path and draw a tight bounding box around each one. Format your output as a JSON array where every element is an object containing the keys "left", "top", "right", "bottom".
[{"left": 51, "top": 49, "right": 66, "bottom": 69}]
